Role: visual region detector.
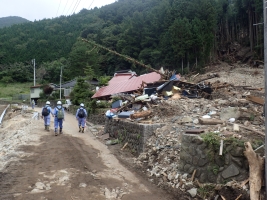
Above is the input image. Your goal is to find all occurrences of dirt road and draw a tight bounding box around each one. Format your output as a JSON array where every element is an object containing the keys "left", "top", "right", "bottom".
[{"left": 0, "top": 107, "right": 175, "bottom": 200}]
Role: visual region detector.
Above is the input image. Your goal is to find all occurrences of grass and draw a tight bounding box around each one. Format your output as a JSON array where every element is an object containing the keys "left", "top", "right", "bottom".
[{"left": 0, "top": 82, "right": 32, "bottom": 98}]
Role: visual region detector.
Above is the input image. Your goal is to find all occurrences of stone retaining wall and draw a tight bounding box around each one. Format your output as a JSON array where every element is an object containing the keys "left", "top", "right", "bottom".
[
  {"left": 87, "top": 114, "right": 106, "bottom": 125},
  {"left": 105, "top": 118, "right": 163, "bottom": 154},
  {"left": 179, "top": 133, "right": 249, "bottom": 183}
]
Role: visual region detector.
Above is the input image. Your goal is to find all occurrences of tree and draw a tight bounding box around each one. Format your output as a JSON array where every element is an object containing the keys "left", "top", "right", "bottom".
[{"left": 69, "top": 78, "right": 91, "bottom": 105}]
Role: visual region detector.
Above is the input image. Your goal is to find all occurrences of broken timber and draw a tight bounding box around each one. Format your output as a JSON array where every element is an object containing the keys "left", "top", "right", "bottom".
[
  {"left": 198, "top": 118, "right": 224, "bottom": 125},
  {"left": 246, "top": 95, "right": 264, "bottom": 105},
  {"left": 130, "top": 110, "right": 152, "bottom": 120},
  {"left": 244, "top": 142, "right": 264, "bottom": 200}
]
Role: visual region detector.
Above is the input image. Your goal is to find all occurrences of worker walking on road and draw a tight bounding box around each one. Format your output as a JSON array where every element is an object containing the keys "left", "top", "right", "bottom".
[
  {"left": 53, "top": 101, "right": 65, "bottom": 136},
  {"left": 41, "top": 101, "right": 53, "bottom": 131},
  {"left": 31, "top": 99, "right": 35, "bottom": 109},
  {"left": 75, "top": 103, "right": 87, "bottom": 133}
]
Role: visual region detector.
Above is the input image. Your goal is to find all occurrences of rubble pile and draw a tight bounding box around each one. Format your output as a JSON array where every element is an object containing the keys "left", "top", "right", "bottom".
[{"left": 97, "top": 63, "right": 265, "bottom": 199}]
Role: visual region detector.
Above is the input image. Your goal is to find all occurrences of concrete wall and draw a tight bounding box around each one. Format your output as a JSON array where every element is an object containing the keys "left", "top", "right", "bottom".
[
  {"left": 105, "top": 118, "right": 163, "bottom": 154},
  {"left": 179, "top": 133, "right": 249, "bottom": 183}
]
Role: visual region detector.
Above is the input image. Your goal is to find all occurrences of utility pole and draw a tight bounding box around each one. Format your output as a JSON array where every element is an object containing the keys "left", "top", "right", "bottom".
[
  {"left": 60, "top": 66, "right": 63, "bottom": 100},
  {"left": 264, "top": 0, "right": 267, "bottom": 198},
  {"left": 32, "top": 59, "right": 36, "bottom": 86}
]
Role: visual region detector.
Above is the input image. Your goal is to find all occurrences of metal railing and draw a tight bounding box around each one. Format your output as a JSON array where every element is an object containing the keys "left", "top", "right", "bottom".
[{"left": 0, "top": 104, "right": 10, "bottom": 125}]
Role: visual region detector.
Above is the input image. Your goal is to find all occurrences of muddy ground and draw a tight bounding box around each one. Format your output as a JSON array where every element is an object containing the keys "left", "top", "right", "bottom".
[{"left": 0, "top": 107, "right": 180, "bottom": 200}]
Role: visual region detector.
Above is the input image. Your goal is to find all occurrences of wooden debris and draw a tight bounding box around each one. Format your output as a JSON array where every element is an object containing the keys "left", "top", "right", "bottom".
[
  {"left": 191, "top": 169, "right": 196, "bottom": 181},
  {"left": 130, "top": 110, "right": 152, "bottom": 119},
  {"left": 246, "top": 95, "right": 264, "bottom": 105},
  {"left": 240, "top": 178, "right": 249, "bottom": 187},
  {"left": 244, "top": 142, "right": 264, "bottom": 200},
  {"left": 138, "top": 120, "right": 153, "bottom": 124},
  {"left": 220, "top": 195, "right": 226, "bottom": 200},
  {"left": 243, "top": 86, "right": 263, "bottom": 91},
  {"left": 235, "top": 194, "right": 242, "bottom": 200},
  {"left": 185, "top": 129, "right": 205, "bottom": 134},
  {"left": 228, "top": 122, "right": 265, "bottom": 136},
  {"left": 121, "top": 142, "right": 128, "bottom": 151},
  {"left": 198, "top": 118, "right": 224, "bottom": 125}
]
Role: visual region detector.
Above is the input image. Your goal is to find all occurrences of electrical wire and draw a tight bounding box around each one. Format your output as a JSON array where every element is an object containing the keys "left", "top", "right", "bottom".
[
  {"left": 66, "top": 0, "right": 76, "bottom": 15},
  {"left": 70, "top": 0, "right": 79, "bottom": 14},
  {"left": 62, "top": 0, "right": 70, "bottom": 16},
  {"left": 56, "top": 0, "right": 62, "bottom": 17},
  {"left": 71, "top": 0, "right": 82, "bottom": 14},
  {"left": 88, "top": 0, "right": 95, "bottom": 9}
]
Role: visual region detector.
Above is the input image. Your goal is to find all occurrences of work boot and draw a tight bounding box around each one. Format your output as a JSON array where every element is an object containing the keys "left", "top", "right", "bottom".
[
  {"left": 79, "top": 126, "right": 81, "bottom": 132},
  {"left": 60, "top": 128, "right": 62, "bottom": 134},
  {"left": 82, "top": 127, "right": 84, "bottom": 133},
  {"left": 47, "top": 125, "right": 50, "bottom": 131},
  {"left": 55, "top": 129, "right": 58, "bottom": 136},
  {"left": 45, "top": 125, "right": 47, "bottom": 130}
]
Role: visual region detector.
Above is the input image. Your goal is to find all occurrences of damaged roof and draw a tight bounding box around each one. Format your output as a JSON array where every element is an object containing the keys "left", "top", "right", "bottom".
[{"left": 92, "top": 72, "right": 161, "bottom": 98}]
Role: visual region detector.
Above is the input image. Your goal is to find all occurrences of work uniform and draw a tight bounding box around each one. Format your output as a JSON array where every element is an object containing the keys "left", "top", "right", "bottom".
[
  {"left": 75, "top": 107, "right": 87, "bottom": 133},
  {"left": 53, "top": 105, "right": 65, "bottom": 135},
  {"left": 41, "top": 105, "right": 52, "bottom": 131}
]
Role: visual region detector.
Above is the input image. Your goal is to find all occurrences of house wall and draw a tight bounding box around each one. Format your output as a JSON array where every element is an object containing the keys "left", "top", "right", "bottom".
[{"left": 30, "top": 88, "right": 41, "bottom": 98}]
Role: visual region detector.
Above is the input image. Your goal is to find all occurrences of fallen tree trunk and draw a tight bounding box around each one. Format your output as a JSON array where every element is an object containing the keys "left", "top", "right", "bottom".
[
  {"left": 198, "top": 118, "right": 224, "bottom": 125},
  {"left": 244, "top": 142, "right": 264, "bottom": 200}
]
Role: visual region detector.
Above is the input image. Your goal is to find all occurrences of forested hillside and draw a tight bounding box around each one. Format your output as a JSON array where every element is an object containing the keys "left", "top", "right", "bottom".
[
  {"left": 0, "top": 0, "right": 263, "bottom": 84},
  {"left": 0, "top": 16, "right": 29, "bottom": 28}
]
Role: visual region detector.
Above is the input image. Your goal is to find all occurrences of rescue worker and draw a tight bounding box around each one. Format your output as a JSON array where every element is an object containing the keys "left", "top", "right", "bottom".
[
  {"left": 31, "top": 99, "right": 35, "bottom": 109},
  {"left": 75, "top": 103, "right": 87, "bottom": 133},
  {"left": 41, "top": 101, "right": 53, "bottom": 131},
  {"left": 53, "top": 101, "right": 65, "bottom": 136}
]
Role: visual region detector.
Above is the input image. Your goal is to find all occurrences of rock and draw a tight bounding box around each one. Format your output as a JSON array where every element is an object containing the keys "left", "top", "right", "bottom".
[
  {"left": 79, "top": 183, "right": 87, "bottom": 188},
  {"left": 221, "top": 164, "right": 240, "bottom": 179},
  {"left": 187, "top": 188, "right": 197, "bottom": 197},
  {"left": 35, "top": 182, "right": 45, "bottom": 190},
  {"left": 220, "top": 107, "right": 241, "bottom": 121}
]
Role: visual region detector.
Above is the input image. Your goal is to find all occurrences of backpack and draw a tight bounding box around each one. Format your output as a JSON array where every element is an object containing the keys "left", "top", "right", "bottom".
[
  {"left": 42, "top": 107, "right": 50, "bottom": 116},
  {"left": 78, "top": 108, "right": 85, "bottom": 118},
  {"left": 57, "top": 107, "right": 64, "bottom": 119}
]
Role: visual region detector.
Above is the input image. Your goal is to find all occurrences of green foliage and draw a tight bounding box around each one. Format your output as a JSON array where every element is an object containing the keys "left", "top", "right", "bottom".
[
  {"left": 1, "top": 76, "right": 13, "bottom": 84},
  {"left": 0, "top": 16, "right": 29, "bottom": 28},
  {"left": 87, "top": 99, "right": 97, "bottom": 114},
  {"left": 208, "top": 165, "right": 220, "bottom": 175},
  {"left": 0, "top": 82, "right": 32, "bottom": 98},
  {"left": 69, "top": 78, "right": 91, "bottom": 105},
  {"left": 0, "top": 0, "right": 264, "bottom": 83},
  {"left": 96, "top": 101, "right": 111, "bottom": 108},
  {"left": 252, "top": 139, "right": 264, "bottom": 149},
  {"left": 98, "top": 76, "right": 111, "bottom": 86},
  {"left": 201, "top": 132, "right": 220, "bottom": 149},
  {"left": 198, "top": 184, "right": 215, "bottom": 199}
]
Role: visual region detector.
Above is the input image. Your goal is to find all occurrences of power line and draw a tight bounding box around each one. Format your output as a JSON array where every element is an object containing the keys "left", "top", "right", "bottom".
[
  {"left": 88, "top": 0, "right": 95, "bottom": 9},
  {"left": 56, "top": 0, "right": 62, "bottom": 17},
  {"left": 72, "top": 0, "right": 82, "bottom": 14},
  {"left": 62, "top": 0, "right": 70, "bottom": 15},
  {"left": 66, "top": 0, "right": 76, "bottom": 15},
  {"left": 71, "top": 0, "right": 79, "bottom": 14}
]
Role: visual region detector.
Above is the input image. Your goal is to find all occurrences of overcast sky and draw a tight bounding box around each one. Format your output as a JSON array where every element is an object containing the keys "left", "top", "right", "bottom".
[{"left": 0, "top": 0, "right": 117, "bottom": 21}]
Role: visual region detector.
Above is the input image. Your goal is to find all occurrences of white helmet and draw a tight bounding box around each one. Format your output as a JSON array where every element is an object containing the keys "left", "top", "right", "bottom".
[
  {"left": 46, "top": 101, "right": 50, "bottom": 105},
  {"left": 80, "top": 103, "right": 84, "bottom": 107},
  {"left": 57, "top": 101, "right": 62, "bottom": 105}
]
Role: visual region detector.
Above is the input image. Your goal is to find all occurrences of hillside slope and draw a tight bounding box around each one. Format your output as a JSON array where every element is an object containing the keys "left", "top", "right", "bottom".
[{"left": 0, "top": 16, "right": 29, "bottom": 28}]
